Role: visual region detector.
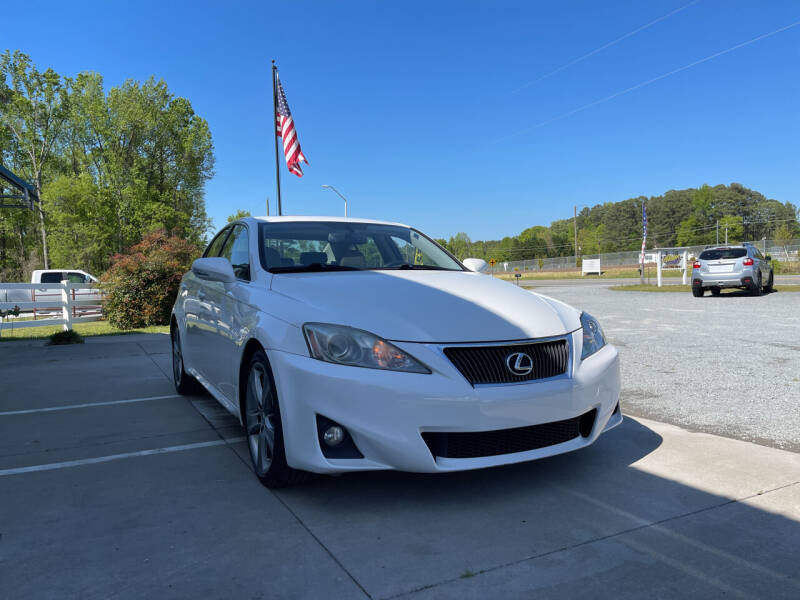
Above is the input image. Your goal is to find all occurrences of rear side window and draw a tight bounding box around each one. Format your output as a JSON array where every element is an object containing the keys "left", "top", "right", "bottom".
[
  {"left": 699, "top": 249, "right": 747, "bottom": 260},
  {"left": 66, "top": 272, "right": 88, "bottom": 283},
  {"left": 40, "top": 272, "right": 64, "bottom": 283}
]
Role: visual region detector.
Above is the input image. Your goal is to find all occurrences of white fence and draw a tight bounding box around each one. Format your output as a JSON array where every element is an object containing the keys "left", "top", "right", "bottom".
[
  {"left": 0, "top": 281, "right": 104, "bottom": 333},
  {"left": 499, "top": 238, "right": 800, "bottom": 272}
]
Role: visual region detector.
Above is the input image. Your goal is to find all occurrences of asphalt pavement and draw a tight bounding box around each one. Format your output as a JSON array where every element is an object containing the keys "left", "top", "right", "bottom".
[{"left": 1, "top": 287, "right": 799, "bottom": 599}]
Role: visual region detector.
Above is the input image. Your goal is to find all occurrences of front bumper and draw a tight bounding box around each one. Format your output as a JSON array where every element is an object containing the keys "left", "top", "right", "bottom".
[{"left": 268, "top": 330, "right": 622, "bottom": 474}]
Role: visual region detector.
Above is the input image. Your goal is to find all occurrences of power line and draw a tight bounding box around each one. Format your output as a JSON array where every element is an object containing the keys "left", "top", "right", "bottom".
[
  {"left": 479, "top": 216, "right": 797, "bottom": 255},
  {"left": 498, "top": 19, "right": 800, "bottom": 142},
  {"left": 509, "top": 0, "right": 701, "bottom": 95}
]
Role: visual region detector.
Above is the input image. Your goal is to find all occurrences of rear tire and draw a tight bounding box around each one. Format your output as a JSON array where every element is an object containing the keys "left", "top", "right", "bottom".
[
  {"left": 763, "top": 270, "right": 774, "bottom": 293},
  {"left": 242, "top": 349, "right": 311, "bottom": 488},
  {"left": 692, "top": 287, "right": 704, "bottom": 297},
  {"left": 750, "top": 273, "right": 763, "bottom": 296},
  {"left": 171, "top": 325, "right": 201, "bottom": 395}
]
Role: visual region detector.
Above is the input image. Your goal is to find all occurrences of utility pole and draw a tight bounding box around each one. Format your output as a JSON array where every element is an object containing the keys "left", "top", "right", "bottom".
[
  {"left": 716, "top": 220, "right": 719, "bottom": 244},
  {"left": 639, "top": 201, "right": 645, "bottom": 285},
  {"left": 573, "top": 206, "right": 578, "bottom": 267},
  {"left": 725, "top": 224, "right": 728, "bottom": 245},
  {"left": 266, "top": 196, "right": 270, "bottom": 216}
]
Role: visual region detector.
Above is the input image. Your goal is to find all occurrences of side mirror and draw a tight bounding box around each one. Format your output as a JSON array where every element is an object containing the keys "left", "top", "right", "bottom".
[
  {"left": 192, "top": 257, "right": 236, "bottom": 283},
  {"left": 462, "top": 258, "right": 489, "bottom": 273},
  {"left": 765, "top": 255, "right": 772, "bottom": 261}
]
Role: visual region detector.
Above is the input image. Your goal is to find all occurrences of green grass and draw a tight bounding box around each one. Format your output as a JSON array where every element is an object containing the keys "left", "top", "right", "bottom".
[
  {"left": 494, "top": 268, "right": 684, "bottom": 281},
  {"left": 609, "top": 284, "right": 691, "bottom": 292},
  {"left": 0, "top": 320, "right": 169, "bottom": 341},
  {"left": 610, "top": 284, "right": 800, "bottom": 293}
]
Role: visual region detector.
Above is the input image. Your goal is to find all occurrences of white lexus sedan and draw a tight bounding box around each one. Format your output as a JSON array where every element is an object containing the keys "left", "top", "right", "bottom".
[{"left": 171, "top": 217, "right": 621, "bottom": 487}]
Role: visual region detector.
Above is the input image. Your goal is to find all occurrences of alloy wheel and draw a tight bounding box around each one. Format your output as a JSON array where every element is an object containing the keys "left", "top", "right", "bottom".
[
  {"left": 172, "top": 332, "right": 183, "bottom": 386},
  {"left": 245, "top": 362, "right": 277, "bottom": 476}
]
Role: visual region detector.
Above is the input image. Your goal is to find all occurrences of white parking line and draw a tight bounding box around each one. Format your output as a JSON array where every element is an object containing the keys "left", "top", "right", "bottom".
[
  {"left": 0, "top": 437, "right": 246, "bottom": 477},
  {"left": 0, "top": 394, "right": 181, "bottom": 416}
]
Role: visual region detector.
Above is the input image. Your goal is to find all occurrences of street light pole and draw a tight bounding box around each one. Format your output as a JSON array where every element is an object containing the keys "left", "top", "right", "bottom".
[{"left": 321, "top": 185, "right": 348, "bottom": 217}]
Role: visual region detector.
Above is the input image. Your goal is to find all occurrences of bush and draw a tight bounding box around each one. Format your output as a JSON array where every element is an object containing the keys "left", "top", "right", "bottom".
[
  {"left": 102, "top": 230, "right": 201, "bottom": 329},
  {"left": 772, "top": 260, "right": 800, "bottom": 275}
]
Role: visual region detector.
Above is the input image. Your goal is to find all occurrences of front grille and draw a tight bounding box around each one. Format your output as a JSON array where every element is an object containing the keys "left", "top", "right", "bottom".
[
  {"left": 443, "top": 339, "right": 569, "bottom": 385},
  {"left": 422, "top": 410, "right": 596, "bottom": 459}
]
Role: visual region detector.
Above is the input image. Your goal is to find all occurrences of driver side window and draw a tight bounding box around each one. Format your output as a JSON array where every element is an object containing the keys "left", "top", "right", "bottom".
[
  {"left": 204, "top": 227, "right": 231, "bottom": 258},
  {"left": 220, "top": 225, "right": 251, "bottom": 281}
]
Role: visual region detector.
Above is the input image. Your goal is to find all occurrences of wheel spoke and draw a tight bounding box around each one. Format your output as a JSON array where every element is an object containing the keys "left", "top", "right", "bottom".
[
  {"left": 257, "top": 428, "right": 270, "bottom": 472},
  {"left": 247, "top": 420, "right": 261, "bottom": 435},
  {"left": 251, "top": 369, "right": 264, "bottom": 410},
  {"left": 263, "top": 423, "right": 275, "bottom": 457}
]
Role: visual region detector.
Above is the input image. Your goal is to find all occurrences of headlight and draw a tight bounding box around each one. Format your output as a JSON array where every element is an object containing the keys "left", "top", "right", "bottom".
[
  {"left": 580, "top": 312, "right": 606, "bottom": 359},
  {"left": 303, "top": 323, "right": 431, "bottom": 373}
]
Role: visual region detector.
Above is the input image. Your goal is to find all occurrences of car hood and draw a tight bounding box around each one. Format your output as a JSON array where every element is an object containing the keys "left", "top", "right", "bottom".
[{"left": 269, "top": 270, "right": 581, "bottom": 343}]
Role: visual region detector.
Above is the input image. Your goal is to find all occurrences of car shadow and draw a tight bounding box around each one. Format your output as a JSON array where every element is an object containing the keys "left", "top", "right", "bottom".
[
  {"left": 708, "top": 288, "right": 777, "bottom": 298},
  {"left": 272, "top": 417, "right": 800, "bottom": 597}
]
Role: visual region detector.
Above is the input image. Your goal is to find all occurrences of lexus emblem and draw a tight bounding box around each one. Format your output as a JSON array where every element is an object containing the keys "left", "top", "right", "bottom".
[{"left": 506, "top": 352, "right": 533, "bottom": 376}]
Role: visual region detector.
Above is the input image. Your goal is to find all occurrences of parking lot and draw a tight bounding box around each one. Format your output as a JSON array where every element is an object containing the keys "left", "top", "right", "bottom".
[{"left": 1, "top": 285, "right": 799, "bottom": 599}]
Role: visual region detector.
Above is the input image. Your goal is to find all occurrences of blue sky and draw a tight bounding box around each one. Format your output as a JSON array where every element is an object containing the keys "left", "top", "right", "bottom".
[{"left": 5, "top": 0, "right": 800, "bottom": 241}]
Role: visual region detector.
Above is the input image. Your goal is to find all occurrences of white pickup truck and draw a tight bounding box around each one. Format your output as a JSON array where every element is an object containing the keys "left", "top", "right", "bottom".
[{"left": 0, "top": 269, "right": 101, "bottom": 307}]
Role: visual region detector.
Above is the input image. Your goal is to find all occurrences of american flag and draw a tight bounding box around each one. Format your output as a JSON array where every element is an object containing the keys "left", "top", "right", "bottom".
[
  {"left": 275, "top": 73, "right": 308, "bottom": 177},
  {"left": 640, "top": 204, "right": 648, "bottom": 265}
]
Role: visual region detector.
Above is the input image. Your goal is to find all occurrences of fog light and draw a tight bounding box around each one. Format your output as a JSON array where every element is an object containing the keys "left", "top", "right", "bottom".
[{"left": 323, "top": 425, "right": 345, "bottom": 447}]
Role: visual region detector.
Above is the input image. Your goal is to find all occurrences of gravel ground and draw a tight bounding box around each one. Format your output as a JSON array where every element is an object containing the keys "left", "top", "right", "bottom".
[{"left": 532, "top": 284, "right": 800, "bottom": 452}]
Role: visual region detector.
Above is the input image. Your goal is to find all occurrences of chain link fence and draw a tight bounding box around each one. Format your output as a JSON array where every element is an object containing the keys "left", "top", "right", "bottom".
[{"left": 496, "top": 239, "right": 800, "bottom": 272}]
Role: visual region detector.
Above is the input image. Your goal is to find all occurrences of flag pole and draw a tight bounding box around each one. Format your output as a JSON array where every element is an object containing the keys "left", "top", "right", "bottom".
[{"left": 271, "top": 60, "right": 282, "bottom": 216}]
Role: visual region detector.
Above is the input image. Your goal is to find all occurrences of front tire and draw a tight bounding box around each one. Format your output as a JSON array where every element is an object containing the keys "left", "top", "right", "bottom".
[
  {"left": 710, "top": 287, "right": 721, "bottom": 296},
  {"left": 243, "top": 350, "right": 310, "bottom": 488}
]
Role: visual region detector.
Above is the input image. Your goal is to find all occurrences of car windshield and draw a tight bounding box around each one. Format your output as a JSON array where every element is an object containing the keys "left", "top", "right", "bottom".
[
  {"left": 258, "top": 222, "right": 464, "bottom": 273},
  {"left": 699, "top": 248, "right": 747, "bottom": 260}
]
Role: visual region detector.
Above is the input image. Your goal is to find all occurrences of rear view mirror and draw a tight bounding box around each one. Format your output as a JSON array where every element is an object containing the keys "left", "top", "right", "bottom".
[
  {"left": 192, "top": 258, "right": 236, "bottom": 283},
  {"left": 328, "top": 232, "right": 367, "bottom": 245}
]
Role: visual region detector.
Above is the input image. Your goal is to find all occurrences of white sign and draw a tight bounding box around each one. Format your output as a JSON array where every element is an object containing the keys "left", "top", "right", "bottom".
[{"left": 582, "top": 258, "right": 601, "bottom": 275}]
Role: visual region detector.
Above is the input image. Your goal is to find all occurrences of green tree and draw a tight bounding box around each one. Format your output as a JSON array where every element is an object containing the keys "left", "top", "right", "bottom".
[
  {"left": 773, "top": 223, "right": 794, "bottom": 260},
  {"left": 719, "top": 215, "right": 743, "bottom": 244},
  {"left": 227, "top": 209, "right": 252, "bottom": 223},
  {"left": 0, "top": 50, "right": 71, "bottom": 269},
  {"left": 446, "top": 232, "right": 472, "bottom": 260}
]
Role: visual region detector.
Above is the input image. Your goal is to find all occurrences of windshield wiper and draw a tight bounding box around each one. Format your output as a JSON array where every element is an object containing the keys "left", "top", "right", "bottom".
[
  {"left": 269, "top": 263, "right": 361, "bottom": 274},
  {"left": 374, "top": 264, "right": 452, "bottom": 271}
]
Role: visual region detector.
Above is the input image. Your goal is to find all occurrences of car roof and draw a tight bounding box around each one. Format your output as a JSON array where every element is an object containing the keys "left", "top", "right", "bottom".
[
  {"left": 702, "top": 245, "right": 749, "bottom": 250},
  {"left": 245, "top": 216, "right": 411, "bottom": 228}
]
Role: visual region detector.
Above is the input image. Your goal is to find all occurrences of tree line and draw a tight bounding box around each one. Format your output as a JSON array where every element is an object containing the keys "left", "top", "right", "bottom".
[
  {"left": 439, "top": 183, "right": 799, "bottom": 261},
  {"left": 0, "top": 50, "right": 214, "bottom": 281}
]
